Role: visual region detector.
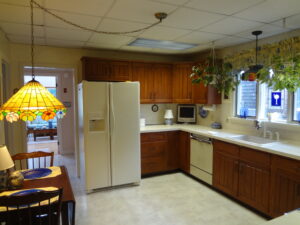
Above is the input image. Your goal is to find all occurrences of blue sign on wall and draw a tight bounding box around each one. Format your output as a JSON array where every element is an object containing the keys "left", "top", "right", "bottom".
[{"left": 271, "top": 92, "right": 281, "bottom": 106}]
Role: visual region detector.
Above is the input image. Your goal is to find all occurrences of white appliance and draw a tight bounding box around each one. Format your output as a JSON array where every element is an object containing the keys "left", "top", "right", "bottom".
[
  {"left": 190, "top": 134, "right": 213, "bottom": 185},
  {"left": 78, "top": 81, "right": 141, "bottom": 192}
]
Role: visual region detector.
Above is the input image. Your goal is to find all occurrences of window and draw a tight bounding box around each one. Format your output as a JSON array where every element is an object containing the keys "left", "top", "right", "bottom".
[
  {"left": 294, "top": 88, "right": 300, "bottom": 121},
  {"left": 235, "top": 72, "right": 299, "bottom": 123},
  {"left": 260, "top": 84, "right": 288, "bottom": 121},
  {"left": 236, "top": 80, "right": 257, "bottom": 117}
]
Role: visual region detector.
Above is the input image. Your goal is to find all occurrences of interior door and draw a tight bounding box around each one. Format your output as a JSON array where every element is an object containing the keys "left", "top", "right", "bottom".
[{"left": 110, "top": 82, "right": 141, "bottom": 186}]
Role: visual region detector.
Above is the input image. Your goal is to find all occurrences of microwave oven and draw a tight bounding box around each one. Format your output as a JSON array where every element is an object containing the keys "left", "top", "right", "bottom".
[{"left": 177, "top": 105, "right": 196, "bottom": 123}]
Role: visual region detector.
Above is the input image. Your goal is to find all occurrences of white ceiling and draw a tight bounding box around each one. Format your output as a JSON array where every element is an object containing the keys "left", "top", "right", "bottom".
[{"left": 0, "top": 0, "right": 300, "bottom": 54}]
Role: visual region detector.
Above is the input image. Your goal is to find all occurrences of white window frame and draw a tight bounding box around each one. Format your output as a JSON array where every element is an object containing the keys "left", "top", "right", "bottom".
[{"left": 236, "top": 82, "right": 298, "bottom": 124}]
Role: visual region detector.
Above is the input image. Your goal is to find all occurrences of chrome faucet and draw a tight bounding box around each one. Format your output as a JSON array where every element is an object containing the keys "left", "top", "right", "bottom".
[{"left": 254, "top": 120, "right": 262, "bottom": 130}]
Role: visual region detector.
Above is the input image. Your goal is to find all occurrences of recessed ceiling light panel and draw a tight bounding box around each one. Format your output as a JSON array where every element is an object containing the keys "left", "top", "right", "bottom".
[{"left": 128, "top": 38, "right": 198, "bottom": 50}]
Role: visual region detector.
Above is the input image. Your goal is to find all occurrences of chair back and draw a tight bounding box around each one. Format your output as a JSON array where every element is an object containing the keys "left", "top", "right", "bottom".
[
  {"left": 0, "top": 188, "right": 63, "bottom": 225},
  {"left": 12, "top": 151, "right": 54, "bottom": 170}
]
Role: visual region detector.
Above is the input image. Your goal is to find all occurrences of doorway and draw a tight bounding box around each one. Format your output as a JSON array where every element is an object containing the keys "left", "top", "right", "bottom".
[{"left": 23, "top": 67, "right": 76, "bottom": 159}]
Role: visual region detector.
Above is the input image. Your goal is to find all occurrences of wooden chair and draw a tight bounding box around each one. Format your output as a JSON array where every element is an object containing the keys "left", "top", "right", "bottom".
[
  {"left": 11, "top": 151, "right": 54, "bottom": 170},
  {"left": 0, "top": 188, "right": 63, "bottom": 225}
]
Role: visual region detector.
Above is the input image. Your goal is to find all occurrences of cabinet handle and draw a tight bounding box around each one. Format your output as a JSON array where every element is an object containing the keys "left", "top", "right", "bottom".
[{"left": 239, "top": 164, "right": 243, "bottom": 174}]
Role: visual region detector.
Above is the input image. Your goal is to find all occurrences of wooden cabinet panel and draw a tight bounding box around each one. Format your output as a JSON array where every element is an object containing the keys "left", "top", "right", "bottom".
[
  {"left": 270, "top": 156, "right": 300, "bottom": 217},
  {"left": 152, "top": 64, "right": 172, "bottom": 103},
  {"left": 172, "top": 63, "right": 193, "bottom": 103},
  {"left": 110, "top": 61, "right": 132, "bottom": 81},
  {"left": 179, "top": 131, "right": 190, "bottom": 173},
  {"left": 166, "top": 131, "right": 179, "bottom": 171},
  {"left": 82, "top": 57, "right": 131, "bottom": 81},
  {"left": 132, "top": 62, "right": 154, "bottom": 103},
  {"left": 213, "top": 140, "right": 239, "bottom": 157},
  {"left": 238, "top": 161, "right": 270, "bottom": 214},
  {"left": 82, "top": 57, "right": 111, "bottom": 81},
  {"left": 141, "top": 131, "right": 180, "bottom": 175},
  {"left": 213, "top": 150, "right": 239, "bottom": 197}
]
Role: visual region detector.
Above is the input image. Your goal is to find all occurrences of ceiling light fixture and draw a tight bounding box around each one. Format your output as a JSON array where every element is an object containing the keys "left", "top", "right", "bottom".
[
  {"left": 31, "top": 0, "right": 168, "bottom": 35},
  {"left": 242, "top": 30, "right": 263, "bottom": 81},
  {"left": 129, "top": 38, "right": 197, "bottom": 50},
  {"left": 0, "top": 0, "right": 66, "bottom": 123}
]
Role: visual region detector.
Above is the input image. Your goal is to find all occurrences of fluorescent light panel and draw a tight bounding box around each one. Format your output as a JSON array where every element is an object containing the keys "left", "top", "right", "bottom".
[{"left": 128, "top": 38, "right": 197, "bottom": 50}]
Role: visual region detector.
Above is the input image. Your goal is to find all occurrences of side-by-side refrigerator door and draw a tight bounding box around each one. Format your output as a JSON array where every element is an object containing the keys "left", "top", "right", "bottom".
[
  {"left": 110, "top": 82, "right": 141, "bottom": 186},
  {"left": 83, "top": 81, "right": 111, "bottom": 190}
]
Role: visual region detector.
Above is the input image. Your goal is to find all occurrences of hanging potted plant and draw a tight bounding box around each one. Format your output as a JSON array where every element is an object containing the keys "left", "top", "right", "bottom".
[
  {"left": 258, "top": 54, "right": 300, "bottom": 92},
  {"left": 190, "top": 58, "right": 239, "bottom": 97}
]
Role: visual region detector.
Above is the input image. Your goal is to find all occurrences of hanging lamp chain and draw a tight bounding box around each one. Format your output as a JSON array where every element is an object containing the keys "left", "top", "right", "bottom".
[
  {"left": 31, "top": 0, "right": 167, "bottom": 35},
  {"left": 30, "top": 0, "right": 35, "bottom": 80}
]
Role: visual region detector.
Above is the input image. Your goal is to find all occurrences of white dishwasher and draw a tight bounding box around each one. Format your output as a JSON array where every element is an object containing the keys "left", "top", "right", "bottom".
[{"left": 190, "top": 134, "right": 213, "bottom": 185}]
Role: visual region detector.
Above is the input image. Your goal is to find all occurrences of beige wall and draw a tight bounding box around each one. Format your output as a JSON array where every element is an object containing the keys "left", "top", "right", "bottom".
[{"left": 0, "top": 29, "right": 10, "bottom": 146}]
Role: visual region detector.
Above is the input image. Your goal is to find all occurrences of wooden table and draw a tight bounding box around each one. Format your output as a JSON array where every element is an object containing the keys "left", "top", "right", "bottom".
[
  {"left": 0, "top": 166, "right": 76, "bottom": 225},
  {"left": 27, "top": 128, "right": 57, "bottom": 141}
]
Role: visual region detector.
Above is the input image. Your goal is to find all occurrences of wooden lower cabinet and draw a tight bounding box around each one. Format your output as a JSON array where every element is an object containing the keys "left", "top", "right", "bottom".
[
  {"left": 178, "top": 131, "right": 190, "bottom": 173},
  {"left": 213, "top": 144, "right": 239, "bottom": 197},
  {"left": 270, "top": 156, "right": 300, "bottom": 217},
  {"left": 141, "top": 131, "right": 180, "bottom": 175},
  {"left": 238, "top": 147, "right": 271, "bottom": 214},
  {"left": 213, "top": 141, "right": 271, "bottom": 215}
]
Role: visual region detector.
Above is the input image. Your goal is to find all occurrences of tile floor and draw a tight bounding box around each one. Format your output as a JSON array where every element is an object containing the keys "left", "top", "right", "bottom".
[{"left": 57, "top": 155, "right": 267, "bottom": 225}]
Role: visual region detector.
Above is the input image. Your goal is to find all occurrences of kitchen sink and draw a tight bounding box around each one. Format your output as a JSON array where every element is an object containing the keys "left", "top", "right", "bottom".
[{"left": 231, "top": 135, "right": 277, "bottom": 144}]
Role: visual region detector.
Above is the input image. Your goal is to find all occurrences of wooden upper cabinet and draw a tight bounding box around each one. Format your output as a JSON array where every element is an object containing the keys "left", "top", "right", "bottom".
[
  {"left": 132, "top": 62, "right": 172, "bottom": 104},
  {"left": 152, "top": 63, "right": 172, "bottom": 103},
  {"left": 193, "top": 84, "right": 222, "bottom": 104},
  {"left": 172, "top": 63, "right": 193, "bottom": 104},
  {"left": 82, "top": 57, "right": 111, "bottom": 81},
  {"left": 81, "top": 57, "right": 131, "bottom": 81},
  {"left": 270, "top": 156, "right": 300, "bottom": 217},
  {"left": 110, "top": 61, "right": 132, "bottom": 81},
  {"left": 131, "top": 62, "right": 154, "bottom": 103}
]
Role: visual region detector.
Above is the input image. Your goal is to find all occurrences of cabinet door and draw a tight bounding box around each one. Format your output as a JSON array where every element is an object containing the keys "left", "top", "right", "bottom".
[
  {"left": 213, "top": 150, "right": 239, "bottom": 197},
  {"left": 152, "top": 64, "right": 173, "bottom": 103},
  {"left": 166, "top": 131, "right": 179, "bottom": 171},
  {"left": 82, "top": 57, "right": 111, "bottom": 81},
  {"left": 192, "top": 83, "right": 208, "bottom": 104},
  {"left": 179, "top": 131, "right": 190, "bottom": 173},
  {"left": 111, "top": 61, "right": 132, "bottom": 81},
  {"left": 141, "top": 141, "right": 167, "bottom": 175},
  {"left": 132, "top": 62, "right": 153, "bottom": 103},
  {"left": 270, "top": 156, "right": 300, "bottom": 217},
  {"left": 238, "top": 162, "right": 270, "bottom": 214},
  {"left": 172, "top": 64, "right": 193, "bottom": 103}
]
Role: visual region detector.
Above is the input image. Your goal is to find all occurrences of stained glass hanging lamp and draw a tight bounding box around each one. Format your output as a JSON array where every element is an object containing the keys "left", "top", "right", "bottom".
[{"left": 0, "top": 0, "right": 66, "bottom": 123}]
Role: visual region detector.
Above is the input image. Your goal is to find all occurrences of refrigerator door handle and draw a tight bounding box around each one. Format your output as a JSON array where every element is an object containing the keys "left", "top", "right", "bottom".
[{"left": 110, "top": 84, "right": 115, "bottom": 135}]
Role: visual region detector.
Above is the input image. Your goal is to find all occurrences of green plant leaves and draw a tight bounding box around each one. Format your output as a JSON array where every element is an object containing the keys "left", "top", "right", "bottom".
[{"left": 258, "top": 54, "right": 300, "bottom": 92}]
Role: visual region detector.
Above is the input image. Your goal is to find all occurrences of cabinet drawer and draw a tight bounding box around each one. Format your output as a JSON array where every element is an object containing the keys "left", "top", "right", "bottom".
[
  {"left": 141, "top": 132, "right": 167, "bottom": 143},
  {"left": 142, "top": 157, "right": 166, "bottom": 174},
  {"left": 213, "top": 140, "right": 239, "bottom": 157},
  {"left": 272, "top": 155, "right": 300, "bottom": 175},
  {"left": 240, "top": 147, "right": 271, "bottom": 168},
  {"left": 141, "top": 142, "right": 166, "bottom": 158}
]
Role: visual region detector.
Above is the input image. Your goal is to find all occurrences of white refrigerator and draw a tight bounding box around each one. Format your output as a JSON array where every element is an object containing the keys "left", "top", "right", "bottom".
[{"left": 78, "top": 81, "right": 141, "bottom": 192}]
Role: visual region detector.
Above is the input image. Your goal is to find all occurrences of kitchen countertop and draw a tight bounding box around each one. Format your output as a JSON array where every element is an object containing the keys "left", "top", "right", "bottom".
[
  {"left": 140, "top": 124, "right": 300, "bottom": 161},
  {"left": 261, "top": 210, "right": 300, "bottom": 225}
]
